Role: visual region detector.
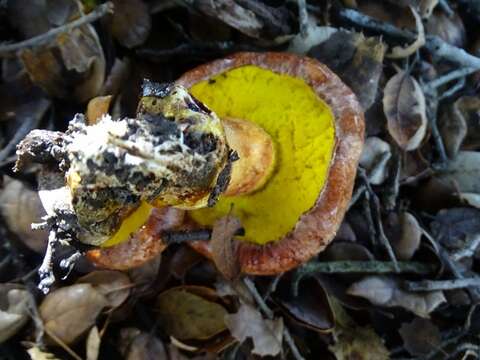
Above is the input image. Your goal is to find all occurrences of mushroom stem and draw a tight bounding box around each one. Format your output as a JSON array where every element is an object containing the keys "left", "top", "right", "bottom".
[{"left": 222, "top": 117, "right": 276, "bottom": 196}]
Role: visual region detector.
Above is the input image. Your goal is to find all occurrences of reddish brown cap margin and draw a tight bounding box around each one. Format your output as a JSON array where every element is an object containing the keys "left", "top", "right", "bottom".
[{"left": 177, "top": 52, "right": 365, "bottom": 275}]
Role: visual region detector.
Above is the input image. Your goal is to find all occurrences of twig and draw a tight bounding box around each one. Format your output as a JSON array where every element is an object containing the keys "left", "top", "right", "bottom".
[
  {"left": 242, "top": 277, "right": 305, "bottom": 360},
  {"left": 44, "top": 328, "right": 83, "bottom": 360},
  {"left": 334, "top": 6, "right": 480, "bottom": 69},
  {"left": 0, "top": 2, "right": 113, "bottom": 57},
  {"left": 439, "top": 77, "right": 466, "bottom": 99},
  {"left": 452, "top": 235, "right": 480, "bottom": 261},
  {"left": 439, "top": 0, "right": 454, "bottom": 17},
  {"left": 297, "top": 0, "right": 309, "bottom": 38},
  {"left": 404, "top": 277, "right": 480, "bottom": 291},
  {"left": 425, "top": 67, "right": 478, "bottom": 90},
  {"left": 163, "top": 229, "right": 211, "bottom": 244}
]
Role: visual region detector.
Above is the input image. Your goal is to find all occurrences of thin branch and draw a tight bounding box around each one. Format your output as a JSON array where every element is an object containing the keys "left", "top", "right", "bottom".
[
  {"left": 297, "top": 0, "right": 309, "bottom": 38},
  {"left": 425, "top": 67, "right": 478, "bottom": 90},
  {"left": 452, "top": 235, "right": 480, "bottom": 262},
  {"left": 0, "top": 2, "right": 113, "bottom": 57},
  {"left": 404, "top": 277, "right": 480, "bottom": 291}
]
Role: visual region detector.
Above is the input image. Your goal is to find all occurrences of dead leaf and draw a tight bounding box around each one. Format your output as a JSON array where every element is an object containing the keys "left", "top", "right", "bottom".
[
  {"left": 359, "top": 137, "right": 392, "bottom": 185},
  {"left": 224, "top": 303, "right": 283, "bottom": 357},
  {"left": 438, "top": 151, "right": 480, "bottom": 193},
  {"left": 40, "top": 284, "right": 109, "bottom": 345},
  {"left": 323, "top": 242, "right": 374, "bottom": 261},
  {"left": 439, "top": 102, "right": 467, "bottom": 159},
  {"left": 86, "top": 96, "right": 112, "bottom": 125},
  {"left": 0, "top": 284, "right": 31, "bottom": 343},
  {"left": 383, "top": 71, "right": 427, "bottom": 151},
  {"left": 459, "top": 193, "right": 480, "bottom": 209},
  {"left": 387, "top": 212, "right": 422, "bottom": 260},
  {"left": 210, "top": 215, "right": 241, "bottom": 280},
  {"left": 0, "top": 177, "right": 47, "bottom": 253},
  {"left": 77, "top": 270, "right": 132, "bottom": 309},
  {"left": 309, "top": 31, "right": 386, "bottom": 110},
  {"left": 455, "top": 97, "right": 480, "bottom": 149},
  {"left": 426, "top": 10, "right": 466, "bottom": 47},
  {"left": 26, "top": 346, "right": 60, "bottom": 360},
  {"left": 109, "top": 0, "right": 151, "bottom": 48},
  {"left": 329, "top": 298, "right": 389, "bottom": 360},
  {"left": 86, "top": 326, "right": 101, "bottom": 360},
  {"left": 347, "top": 276, "right": 446, "bottom": 317},
  {"left": 420, "top": 0, "right": 439, "bottom": 18},
  {"left": 399, "top": 318, "right": 441, "bottom": 356},
  {"left": 431, "top": 207, "right": 480, "bottom": 251},
  {"left": 388, "top": 6, "right": 425, "bottom": 58},
  {"left": 155, "top": 286, "right": 228, "bottom": 341},
  {"left": 288, "top": 24, "right": 337, "bottom": 54},
  {"left": 118, "top": 328, "right": 167, "bottom": 360}
]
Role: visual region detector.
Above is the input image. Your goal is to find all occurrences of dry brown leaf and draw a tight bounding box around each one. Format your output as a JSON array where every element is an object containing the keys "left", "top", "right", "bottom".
[
  {"left": 155, "top": 286, "right": 228, "bottom": 341},
  {"left": 210, "top": 215, "right": 242, "bottom": 280},
  {"left": 359, "top": 137, "right": 392, "bottom": 185},
  {"left": 109, "top": 0, "right": 151, "bottom": 48},
  {"left": 86, "top": 326, "right": 101, "bottom": 360},
  {"left": 86, "top": 96, "right": 112, "bottom": 125},
  {"left": 383, "top": 71, "right": 427, "bottom": 151},
  {"left": 347, "top": 276, "right": 445, "bottom": 317},
  {"left": 388, "top": 6, "right": 425, "bottom": 58},
  {"left": 0, "top": 284, "right": 31, "bottom": 343},
  {"left": 399, "top": 318, "right": 441, "bottom": 356},
  {"left": 40, "top": 284, "right": 109, "bottom": 345},
  {"left": 224, "top": 303, "right": 283, "bottom": 357},
  {"left": 439, "top": 102, "right": 467, "bottom": 159},
  {"left": 388, "top": 212, "right": 422, "bottom": 260},
  {"left": 0, "top": 177, "right": 47, "bottom": 253},
  {"left": 26, "top": 346, "right": 60, "bottom": 360},
  {"left": 77, "top": 270, "right": 132, "bottom": 309}
]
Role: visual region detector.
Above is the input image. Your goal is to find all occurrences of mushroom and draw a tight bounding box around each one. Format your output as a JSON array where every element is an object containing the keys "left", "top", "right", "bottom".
[
  {"left": 17, "top": 52, "right": 364, "bottom": 277},
  {"left": 87, "top": 53, "right": 364, "bottom": 273}
]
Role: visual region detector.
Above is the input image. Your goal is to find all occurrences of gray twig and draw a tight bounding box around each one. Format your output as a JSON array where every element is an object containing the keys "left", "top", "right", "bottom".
[
  {"left": 0, "top": 2, "right": 113, "bottom": 57},
  {"left": 297, "top": 0, "right": 309, "bottom": 38},
  {"left": 404, "top": 277, "right": 480, "bottom": 291},
  {"left": 452, "top": 235, "right": 480, "bottom": 262},
  {"left": 425, "top": 67, "right": 478, "bottom": 90}
]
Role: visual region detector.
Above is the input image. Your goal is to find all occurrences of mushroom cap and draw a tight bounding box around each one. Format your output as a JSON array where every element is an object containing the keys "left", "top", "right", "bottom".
[{"left": 177, "top": 52, "right": 364, "bottom": 275}]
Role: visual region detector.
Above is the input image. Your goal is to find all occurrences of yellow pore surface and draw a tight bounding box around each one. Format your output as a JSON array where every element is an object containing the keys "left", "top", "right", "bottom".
[{"left": 189, "top": 65, "right": 336, "bottom": 245}]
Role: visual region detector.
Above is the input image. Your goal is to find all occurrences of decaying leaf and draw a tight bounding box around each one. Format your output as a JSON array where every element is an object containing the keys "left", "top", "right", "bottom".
[
  {"left": 155, "top": 286, "right": 228, "bottom": 341},
  {"left": 399, "top": 318, "right": 441, "bottom": 356},
  {"left": 109, "top": 0, "right": 151, "bottom": 48},
  {"left": 388, "top": 6, "right": 425, "bottom": 58},
  {"left": 86, "top": 95, "right": 112, "bottom": 125},
  {"left": 454, "top": 97, "right": 480, "bottom": 149},
  {"left": 210, "top": 215, "right": 241, "bottom": 280},
  {"left": 26, "top": 346, "right": 60, "bottom": 360},
  {"left": 359, "top": 137, "right": 392, "bottom": 185},
  {"left": 40, "top": 284, "right": 109, "bottom": 345},
  {"left": 426, "top": 10, "right": 466, "bottom": 47},
  {"left": 224, "top": 303, "right": 283, "bottom": 357},
  {"left": 86, "top": 326, "right": 101, "bottom": 360},
  {"left": 329, "top": 298, "right": 389, "bottom": 360},
  {"left": 0, "top": 177, "right": 47, "bottom": 253},
  {"left": 347, "top": 276, "right": 446, "bottom": 317},
  {"left": 437, "top": 151, "right": 480, "bottom": 194},
  {"left": 77, "top": 270, "right": 132, "bottom": 309},
  {"left": 431, "top": 207, "right": 480, "bottom": 251},
  {"left": 119, "top": 328, "right": 167, "bottom": 360},
  {"left": 383, "top": 71, "right": 427, "bottom": 151},
  {"left": 387, "top": 212, "right": 422, "bottom": 260},
  {"left": 0, "top": 284, "right": 32, "bottom": 343},
  {"left": 309, "top": 30, "right": 386, "bottom": 110},
  {"left": 439, "top": 102, "right": 467, "bottom": 159}
]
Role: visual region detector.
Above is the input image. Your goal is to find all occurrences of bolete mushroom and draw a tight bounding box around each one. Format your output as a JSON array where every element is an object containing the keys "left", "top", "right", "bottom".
[
  {"left": 17, "top": 52, "right": 364, "bottom": 280},
  {"left": 87, "top": 53, "right": 364, "bottom": 274}
]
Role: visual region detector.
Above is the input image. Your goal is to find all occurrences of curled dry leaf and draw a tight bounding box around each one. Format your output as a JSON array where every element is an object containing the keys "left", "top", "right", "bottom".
[
  {"left": 359, "top": 137, "right": 392, "bottom": 185},
  {"left": 387, "top": 212, "right": 422, "bottom": 260},
  {"left": 26, "top": 346, "right": 60, "bottom": 360},
  {"left": 0, "top": 177, "right": 47, "bottom": 253},
  {"left": 399, "top": 318, "right": 441, "bottom": 356},
  {"left": 383, "top": 71, "right": 427, "bottom": 151},
  {"left": 77, "top": 270, "right": 132, "bottom": 309},
  {"left": 309, "top": 30, "right": 386, "bottom": 110},
  {"left": 39, "top": 284, "right": 109, "bottom": 345},
  {"left": 388, "top": 6, "right": 425, "bottom": 58},
  {"left": 347, "top": 276, "right": 446, "bottom": 317},
  {"left": 224, "top": 303, "right": 284, "bottom": 357},
  {"left": 109, "top": 0, "right": 151, "bottom": 49},
  {"left": 210, "top": 215, "right": 241, "bottom": 280},
  {"left": 86, "top": 95, "right": 112, "bottom": 125},
  {"left": 86, "top": 326, "right": 101, "bottom": 360},
  {"left": 0, "top": 284, "right": 31, "bottom": 343},
  {"left": 155, "top": 286, "right": 228, "bottom": 341},
  {"left": 439, "top": 102, "right": 467, "bottom": 159}
]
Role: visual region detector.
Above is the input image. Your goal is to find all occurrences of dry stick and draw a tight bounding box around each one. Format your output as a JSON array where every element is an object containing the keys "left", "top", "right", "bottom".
[
  {"left": 0, "top": 2, "right": 113, "bottom": 57},
  {"left": 452, "top": 235, "right": 480, "bottom": 261},
  {"left": 404, "top": 277, "right": 480, "bottom": 291},
  {"left": 242, "top": 278, "right": 306, "bottom": 360},
  {"left": 426, "top": 67, "right": 478, "bottom": 90},
  {"left": 439, "top": 77, "right": 466, "bottom": 100},
  {"left": 297, "top": 0, "right": 309, "bottom": 38}
]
